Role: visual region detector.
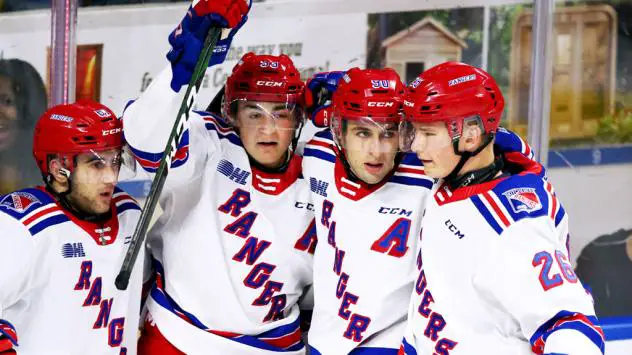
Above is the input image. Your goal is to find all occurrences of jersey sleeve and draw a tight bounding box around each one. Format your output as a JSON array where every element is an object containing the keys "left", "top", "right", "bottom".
[
  {"left": 122, "top": 66, "right": 221, "bottom": 189},
  {"left": 474, "top": 217, "right": 605, "bottom": 355},
  {"left": 0, "top": 213, "right": 37, "bottom": 351},
  {"left": 495, "top": 127, "right": 535, "bottom": 160}
]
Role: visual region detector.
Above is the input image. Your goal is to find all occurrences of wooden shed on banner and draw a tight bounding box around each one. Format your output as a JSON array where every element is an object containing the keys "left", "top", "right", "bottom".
[
  {"left": 382, "top": 17, "right": 468, "bottom": 85},
  {"left": 509, "top": 5, "right": 617, "bottom": 140}
]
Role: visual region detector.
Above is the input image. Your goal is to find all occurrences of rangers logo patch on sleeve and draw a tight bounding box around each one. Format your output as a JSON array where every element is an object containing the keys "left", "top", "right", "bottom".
[
  {"left": 502, "top": 188, "right": 542, "bottom": 213},
  {"left": 0, "top": 192, "right": 41, "bottom": 213}
]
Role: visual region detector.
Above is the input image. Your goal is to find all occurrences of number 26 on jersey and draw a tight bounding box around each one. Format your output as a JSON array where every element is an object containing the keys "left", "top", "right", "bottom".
[{"left": 532, "top": 250, "right": 578, "bottom": 291}]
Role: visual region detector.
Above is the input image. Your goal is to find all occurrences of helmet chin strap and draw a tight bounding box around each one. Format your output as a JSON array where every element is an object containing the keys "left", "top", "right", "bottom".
[{"left": 444, "top": 133, "right": 504, "bottom": 189}]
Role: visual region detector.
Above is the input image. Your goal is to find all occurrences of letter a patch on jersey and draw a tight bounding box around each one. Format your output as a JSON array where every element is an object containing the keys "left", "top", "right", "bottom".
[
  {"left": 502, "top": 188, "right": 542, "bottom": 214},
  {"left": 371, "top": 218, "right": 411, "bottom": 258}
]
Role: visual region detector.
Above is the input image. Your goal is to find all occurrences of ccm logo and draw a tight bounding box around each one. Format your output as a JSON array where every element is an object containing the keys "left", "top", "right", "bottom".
[
  {"left": 256, "top": 81, "right": 283, "bottom": 87},
  {"left": 368, "top": 102, "right": 394, "bottom": 108},
  {"left": 403, "top": 100, "right": 415, "bottom": 108},
  {"left": 102, "top": 128, "right": 122, "bottom": 136}
]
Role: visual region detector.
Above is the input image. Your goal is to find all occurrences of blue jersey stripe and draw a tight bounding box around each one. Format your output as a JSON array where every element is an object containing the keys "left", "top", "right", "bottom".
[
  {"left": 389, "top": 175, "right": 433, "bottom": 189},
  {"left": 554, "top": 205, "right": 566, "bottom": 227},
  {"left": 310, "top": 346, "right": 399, "bottom": 355},
  {"left": 0, "top": 319, "right": 18, "bottom": 346},
  {"left": 28, "top": 214, "right": 70, "bottom": 236},
  {"left": 350, "top": 347, "right": 399, "bottom": 354},
  {"left": 304, "top": 148, "right": 336, "bottom": 163},
  {"left": 127, "top": 130, "right": 190, "bottom": 164},
  {"left": 314, "top": 129, "right": 334, "bottom": 140},
  {"left": 470, "top": 195, "right": 504, "bottom": 235},
  {"left": 151, "top": 259, "right": 302, "bottom": 352},
  {"left": 196, "top": 111, "right": 232, "bottom": 129},
  {"left": 258, "top": 318, "right": 300, "bottom": 338},
  {"left": 205, "top": 123, "right": 243, "bottom": 147},
  {"left": 401, "top": 338, "right": 417, "bottom": 355},
  {"left": 116, "top": 202, "right": 141, "bottom": 214},
  {"left": 531, "top": 311, "right": 605, "bottom": 354},
  {"left": 400, "top": 153, "right": 423, "bottom": 166}
]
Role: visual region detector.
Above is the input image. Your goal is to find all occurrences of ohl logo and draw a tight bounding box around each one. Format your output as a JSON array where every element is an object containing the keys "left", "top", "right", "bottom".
[{"left": 217, "top": 159, "right": 251, "bottom": 185}]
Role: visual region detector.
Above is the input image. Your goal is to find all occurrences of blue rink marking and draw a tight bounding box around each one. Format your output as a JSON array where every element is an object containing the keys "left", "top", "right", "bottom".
[
  {"left": 601, "top": 317, "right": 632, "bottom": 341},
  {"left": 548, "top": 145, "right": 632, "bottom": 168}
]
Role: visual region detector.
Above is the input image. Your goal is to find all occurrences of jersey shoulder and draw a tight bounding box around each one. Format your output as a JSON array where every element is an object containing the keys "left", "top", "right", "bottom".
[
  {"left": 388, "top": 153, "right": 433, "bottom": 189},
  {"left": 112, "top": 187, "right": 141, "bottom": 215},
  {"left": 470, "top": 172, "right": 566, "bottom": 235},
  {"left": 495, "top": 127, "right": 535, "bottom": 159},
  {"left": 0, "top": 187, "right": 66, "bottom": 237},
  {"left": 304, "top": 128, "right": 336, "bottom": 165},
  {"left": 195, "top": 110, "right": 243, "bottom": 148}
]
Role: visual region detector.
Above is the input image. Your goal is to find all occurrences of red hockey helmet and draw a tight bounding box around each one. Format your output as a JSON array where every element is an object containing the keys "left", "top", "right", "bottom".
[
  {"left": 223, "top": 52, "right": 305, "bottom": 125},
  {"left": 401, "top": 62, "right": 504, "bottom": 150},
  {"left": 332, "top": 67, "right": 404, "bottom": 123},
  {"left": 33, "top": 100, "right": 124, "bottom": 178},
  {"left": 330, "top": 67, "right": 405, "bottom": 150}
]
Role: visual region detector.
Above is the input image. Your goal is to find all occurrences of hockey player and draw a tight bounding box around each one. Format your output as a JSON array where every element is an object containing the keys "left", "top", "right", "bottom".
[
  {"left": 122, "top": 1, "right": 314, "bottom": 354},
  {"left": 398, "top": 62, "right": 604, "bottom": 355},
  {"left": 0, "top": 101, "right": 143, "bottom": 355},
  {"left": 303, "top": 67, "right": 536, "bottom": 354},
  {"left": 302, "top": 68, "right": 433, "bottom": 354}
]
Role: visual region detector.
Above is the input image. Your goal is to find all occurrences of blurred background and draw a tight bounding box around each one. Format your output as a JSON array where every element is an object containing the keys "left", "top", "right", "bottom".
[{"left": 1, "top": 0, "right": 630, "bottom": 351}]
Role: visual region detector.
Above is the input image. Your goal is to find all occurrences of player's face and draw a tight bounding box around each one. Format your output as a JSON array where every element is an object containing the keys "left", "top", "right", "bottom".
[
  {"left": 67, "top": 148, "right": 122, "bottom": 215},
  {"left": 235, "top": 101, "right": 297, "bottom": 169},
  {"left": 0, "top": 76, "right": 18, "bottom": 151},
  {"left": 409, "top": 121, "right": 460, "bottom": 179},
  {"left": 341, "top": 119, "right": 399, "bottom": 184}
]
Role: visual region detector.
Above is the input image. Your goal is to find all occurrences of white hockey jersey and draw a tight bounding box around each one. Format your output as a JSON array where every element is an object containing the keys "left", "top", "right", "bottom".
[
  {"left": 122, "top": 67, "right": 314, "bottom": 354},
  {"left": 400, "top": 153, "right": 605, "bottom": 355},
  {"left": 0, "top": 186, "right": 143, "bottom": 355},
  {"left": 302, "top": 129, "right": 433, "bottom": 355}
]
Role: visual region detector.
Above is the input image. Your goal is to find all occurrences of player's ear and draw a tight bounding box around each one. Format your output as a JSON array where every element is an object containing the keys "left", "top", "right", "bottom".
[
  {"left": 460, "top": 118, "right": 484, "bottom": 152},
  {"left": 49, "top": 157, "right": 70, "bottom": 185}
]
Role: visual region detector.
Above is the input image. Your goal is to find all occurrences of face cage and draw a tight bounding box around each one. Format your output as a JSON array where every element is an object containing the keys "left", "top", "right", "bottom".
[
  {"left": 330, "top": 115, "right": 402, "bottom": 154},
  {"left": 398, "top": 114, "right": 486, "bottom": 154},
  {"left": 44, "top": 145, "right": 135, "bottom": 183},
  {"left": 225, "top": 98, "right": 305, "bottom": 131}
]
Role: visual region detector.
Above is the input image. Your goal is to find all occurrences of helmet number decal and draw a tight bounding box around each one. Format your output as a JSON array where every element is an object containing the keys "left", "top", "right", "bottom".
[
  {"left": 410, "top": 77, "right": 422, "bottom": 88},
  {"left": 260, "top": 61, "right": 279, "bottom": 69},
  {"left": 371, "top": 80, "right": 389, "bottom": 89}
]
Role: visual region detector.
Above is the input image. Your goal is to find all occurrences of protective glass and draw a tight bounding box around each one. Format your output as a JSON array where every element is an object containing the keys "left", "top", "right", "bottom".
[
  {"left": 332, "top": 116, "right": 401, "bottom": 154},
  {"left": 228, "top": 99, "right": 303, "bottom": 132}
]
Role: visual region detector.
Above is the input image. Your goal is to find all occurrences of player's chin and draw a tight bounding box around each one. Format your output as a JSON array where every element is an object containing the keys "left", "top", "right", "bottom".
[
  {"left": 93, "top": 195, "right": 113, "bottom": 213},
  {"left": 252, "top": 151, "right": 285, "bottom": 168},
  {"left": 423, "top": 165, "right": 445, "bottom": 180},
  {"left": 357, "top": 169, "right": 386, "bottom": 185}
]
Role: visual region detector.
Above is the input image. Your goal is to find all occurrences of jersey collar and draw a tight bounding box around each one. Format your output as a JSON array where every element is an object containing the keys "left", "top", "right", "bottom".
[
  {"left": 434, "top": 151, "right": 544, "bottom": 206},
  {"left": 251, "top": 154, "right": 303, "bottom": 195},
  {"left": 38, "top": 186, "right": 120, "bottom": 246},
  {"left": 333, "top": 155, "right": 394, "bottom": 201}
]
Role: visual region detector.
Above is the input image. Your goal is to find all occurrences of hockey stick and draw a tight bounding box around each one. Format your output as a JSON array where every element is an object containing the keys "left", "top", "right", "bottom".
[{"left": 116, "top": 28, "right": 222, "bottom": 290}]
